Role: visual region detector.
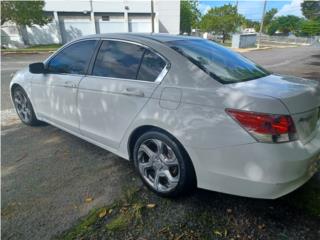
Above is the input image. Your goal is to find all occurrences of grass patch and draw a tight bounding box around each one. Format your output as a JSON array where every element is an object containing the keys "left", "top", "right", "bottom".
[
  {"left": 220, "top": 41, "right": 232, "bottom": 47},
  {"left": 106, "top": 187, "right": 144, "bottom": 232},
  {"left": 2, "top": 44, "right": 62, "bottom": 52},
  {"left": 59, "top": 208, "right": 101, "bottom": 240},
  {"left": 58, "top": 186, "right": 145, "bottom": 239},
  {"left": 58, "top": 174, "right": 320, "bottom": 240}
]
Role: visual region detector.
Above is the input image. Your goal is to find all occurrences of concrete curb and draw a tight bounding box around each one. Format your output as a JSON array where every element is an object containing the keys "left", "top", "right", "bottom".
[{"left": 2, "top": 51, "right": 55, "bottom": 55}]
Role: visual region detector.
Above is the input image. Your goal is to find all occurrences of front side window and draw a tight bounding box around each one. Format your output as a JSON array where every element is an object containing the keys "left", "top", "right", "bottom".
[
  {"left": 137, "top": 50, "right": 166, "bottom": 82},
  {"left": 48, "top": 40, "right": 98, "bottom": 75},
  {"left": 92, "top": 40, "right": 145, "bottom": 79},
  {"left": 166, "top": 39, "right": 269, "bottom": 84}
]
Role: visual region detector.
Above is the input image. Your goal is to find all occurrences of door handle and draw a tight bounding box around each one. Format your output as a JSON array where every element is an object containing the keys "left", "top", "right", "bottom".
[
  {"left": 121, "top": 88, "right": 144, "bottom": 97},
  {"left": 63, "top": 81, "right": 77, "bottom": 88}
]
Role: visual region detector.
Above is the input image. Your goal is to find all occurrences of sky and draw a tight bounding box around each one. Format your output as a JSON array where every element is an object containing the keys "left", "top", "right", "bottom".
[{"left": 198, "top": 0, "right": 303, "bottom": 21}]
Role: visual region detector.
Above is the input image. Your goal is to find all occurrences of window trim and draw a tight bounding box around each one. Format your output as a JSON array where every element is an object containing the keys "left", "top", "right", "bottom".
[
  {"left": 44, "top": 38, "right": 100, "bottom": 76},
  {"left": 90, "top": 38, "right": 170, "bottom": 84}
]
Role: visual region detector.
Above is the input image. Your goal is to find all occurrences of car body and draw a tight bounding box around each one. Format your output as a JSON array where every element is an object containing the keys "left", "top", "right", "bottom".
[{"left": 10, "top": 33, "right": 320, "bottom": 199}]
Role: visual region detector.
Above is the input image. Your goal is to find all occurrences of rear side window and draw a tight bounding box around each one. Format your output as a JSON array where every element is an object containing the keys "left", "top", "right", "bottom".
[
  {"left": 137, "top": 50, "right": 166, "bottom": 82},
  {"left": 48, "top": 40, "right": 98, "bottom": 75},
  {"left": 166, "top": 39, "right": 269, "bottom": 84},
  {"left": 93, "top": 40, "right": 145, "bottom": 79}
]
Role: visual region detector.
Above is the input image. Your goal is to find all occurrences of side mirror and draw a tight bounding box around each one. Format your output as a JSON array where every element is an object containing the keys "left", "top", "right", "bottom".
[{"left": 29, "top": 62, "right": 46, "bottom": 74}]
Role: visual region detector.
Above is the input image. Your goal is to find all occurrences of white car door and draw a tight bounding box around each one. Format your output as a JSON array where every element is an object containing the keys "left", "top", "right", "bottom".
[
  {"left": 78, "top": 40, "right": 168, "bottom": 149},
  {"left": 31, "top": 39, "right": 99, "bottom": 133}
]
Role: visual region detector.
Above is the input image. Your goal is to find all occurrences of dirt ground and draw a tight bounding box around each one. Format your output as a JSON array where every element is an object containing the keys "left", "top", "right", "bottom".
[{"left": 1, "top": 45, "right": 320, "bottom": 240}]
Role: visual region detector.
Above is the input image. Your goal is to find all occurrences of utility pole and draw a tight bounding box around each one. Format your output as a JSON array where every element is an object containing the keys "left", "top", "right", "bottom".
[
  {"left": 257, "top": 0, "right": 267, "bottom": 48},
  {"left": 89, "top": 0, "right": 95, "bottom": 34},
  {"left": 151, "top": 0, "right": 154, "bottom": 33}
]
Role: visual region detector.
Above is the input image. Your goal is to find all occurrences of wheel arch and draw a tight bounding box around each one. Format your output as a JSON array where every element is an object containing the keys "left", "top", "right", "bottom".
[
  {"left": 10, "top": 83, "right": 32, "bottom": 105},
  {"left": 11, "top": 83, "right": 22, "bottom": 96},
  {"left": 10, "top": 83, "right": 40, "bottom": 121},
  {"left": 127, "top": 125, "right": 197, "bottom": 184}
]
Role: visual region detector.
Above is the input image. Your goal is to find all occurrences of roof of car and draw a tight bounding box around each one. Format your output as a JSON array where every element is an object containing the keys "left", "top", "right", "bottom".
[{"left": 79, "top": 33, "right": 203, "bottom": 43}]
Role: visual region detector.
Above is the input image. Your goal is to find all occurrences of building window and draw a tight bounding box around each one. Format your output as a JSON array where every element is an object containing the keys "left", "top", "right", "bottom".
[{"left": 101, "top": 16, "right": 110, "bottom": 21}]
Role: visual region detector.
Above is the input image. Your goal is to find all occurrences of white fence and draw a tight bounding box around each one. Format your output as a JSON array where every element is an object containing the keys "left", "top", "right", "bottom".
[{"left": 260, "top": 34, "right": 318, "bottom": 46}]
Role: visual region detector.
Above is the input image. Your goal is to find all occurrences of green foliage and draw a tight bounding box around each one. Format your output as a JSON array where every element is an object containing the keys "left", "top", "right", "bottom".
[
  {"left": 242, "top": 19, "right": 260, "bottom": 32},
  {"left": 60, "top": 208, "right": 101, "bottom": 240},
  {"left": 263, "top": 8, "right": 278, "bottom": 33},
  {"left": 200, "top": 4, "right": 243, "bottom": 42},
  {"left": 301, "top": 20, "right": 320, "bottom": 36},
  {"left": 301, "top": 0, "right": 320, "bottom": 21},
  {"left": 267, "top": 15, "right": 304, "bottom": 35},
  {"left": 1, "top": 0, "right": 50, "bottom": 26},
  {"left": 180, "top": 0, "right": 201, "bottom": 34}
]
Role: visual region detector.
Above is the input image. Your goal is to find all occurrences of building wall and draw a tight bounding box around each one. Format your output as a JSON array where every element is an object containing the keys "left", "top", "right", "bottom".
[
  {"left": 1, "top": 0, "right": 180, "bottom": 47},
  {"left": 155, "top": 0, "right": 180, "bottom": 34},
  {"left": 1, "top": 23, "right": 25, "bottom": 48},
  {"left": 44, "top": 0, "right": 180, "bottom": 35}
]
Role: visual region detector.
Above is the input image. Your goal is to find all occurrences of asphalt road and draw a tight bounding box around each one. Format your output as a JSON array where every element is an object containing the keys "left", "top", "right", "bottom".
[
  {"left": 1, "top": 45, "right": 320, "bottom": 111},
  {"left": 1, "top": 53, "right": 49, "bottom": 111},
  {"left": 1, "top": 45, "right": 320, "bottom": 240}
]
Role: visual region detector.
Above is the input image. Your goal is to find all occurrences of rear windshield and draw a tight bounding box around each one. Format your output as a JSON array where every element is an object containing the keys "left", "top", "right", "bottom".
[{"left": 165, "top": 39, "right": 270, "bottom": 84}]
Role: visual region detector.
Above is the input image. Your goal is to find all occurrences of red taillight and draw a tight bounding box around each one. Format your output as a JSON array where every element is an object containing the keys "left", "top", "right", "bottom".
[{"left": 226, "top": 109, "right": 297, "bottom": 143}]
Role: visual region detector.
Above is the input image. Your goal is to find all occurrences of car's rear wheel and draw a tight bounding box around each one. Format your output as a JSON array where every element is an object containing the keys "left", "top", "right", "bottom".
[
  {"left": 12, "top": 86, "right": 41, "bottom": 126},
  {"left": 133, "top": 130, "right": 196, "bottom": 197}
]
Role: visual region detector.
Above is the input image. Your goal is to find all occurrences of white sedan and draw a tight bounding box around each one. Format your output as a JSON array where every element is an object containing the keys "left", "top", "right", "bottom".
[{"left": 10, "top": 33, "right": 320, "bottom": 198}]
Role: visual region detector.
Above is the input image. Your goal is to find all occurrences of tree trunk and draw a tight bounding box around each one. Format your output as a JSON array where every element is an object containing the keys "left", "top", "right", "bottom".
[
  {"left": 17, "top": 25, "right": 29, "bottom": 46},
  {"left": 222, "top": 31, "right": 225, "bottom": 43}
]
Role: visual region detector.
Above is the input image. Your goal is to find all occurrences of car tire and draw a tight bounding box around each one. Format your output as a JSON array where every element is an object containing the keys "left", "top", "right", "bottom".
[
  {"left": 133, "top": 130, "right": 196, "bottom": 197},
  {"left": 12, "top": 86, "right": 42, "bottom": 126}
]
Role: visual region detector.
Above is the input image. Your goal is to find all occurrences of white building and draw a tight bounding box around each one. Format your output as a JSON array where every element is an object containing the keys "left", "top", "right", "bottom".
[{"left": 1, "top": 0, "right": 180, "bottom": 48}]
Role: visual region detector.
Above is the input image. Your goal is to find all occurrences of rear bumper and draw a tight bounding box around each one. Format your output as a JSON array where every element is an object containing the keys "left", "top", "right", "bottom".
[{"left": 188, "top": 128, "right": 320, "bottom": 199}]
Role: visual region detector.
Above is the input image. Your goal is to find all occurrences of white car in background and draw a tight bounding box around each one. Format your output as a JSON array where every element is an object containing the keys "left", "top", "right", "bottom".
[{"left": 10, "top": 33, "right": 320, "bottom": 199}]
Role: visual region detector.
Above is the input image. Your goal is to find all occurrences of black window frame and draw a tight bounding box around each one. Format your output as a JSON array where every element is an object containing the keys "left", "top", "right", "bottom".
[
  {"left": 89, "top": 39, "right": 169, "bottom": 83},
  {"left": 165, "top": 39, "right": 270, "bottom": 84},
  {"left": 45, "top": 39, "right": 100, "bottom": 76}
]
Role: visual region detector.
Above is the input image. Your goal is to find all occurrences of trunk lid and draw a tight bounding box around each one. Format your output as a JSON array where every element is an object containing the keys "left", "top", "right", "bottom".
[
  {"left": 230, "top": 74, "right": 320, "bottom": 143},
  {"left": 230, "top": 74, "right": 320, "bottom": 114}
]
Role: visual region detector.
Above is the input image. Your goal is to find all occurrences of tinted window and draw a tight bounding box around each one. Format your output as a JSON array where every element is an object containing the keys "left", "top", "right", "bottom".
[
  {"left": 93, "top": 40, "right": 145, "bottom": 79},
  {"left": 137, "top": 50, "right": 166, "bottom": 82},
  {"left": 166, "top": 39, "right": 269, "bottom": 84},
  {"left": 48, "top": 40, "right": 98, "bottom": 74}
]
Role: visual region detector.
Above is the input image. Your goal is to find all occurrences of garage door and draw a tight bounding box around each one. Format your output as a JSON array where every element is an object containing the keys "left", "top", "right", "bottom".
[
  {"left": 60, "top": 16, "right": 95, "bottom": 43},
  {"left": 96, "top": 15, "right": 125, "bottom": 33},
  {"left": 129, "top": 16, "right": 151, "bottom": 33}
]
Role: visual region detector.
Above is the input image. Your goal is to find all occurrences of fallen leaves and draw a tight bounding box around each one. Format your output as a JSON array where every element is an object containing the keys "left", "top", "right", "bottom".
[
  {"left": 175, "top": 232, "right": 185, "bottom": 240},
  {"left": 146, "top": 203, "right": 156, "bottom": 209},
  {"left": 85, "top": 197, "right": 93, "bottom": 203},
  {"left": 98, "top": 208, "right": 107, "bottom": 218},
  {"left": 213, "top": 229, "right": 228, "bottom": 237}
]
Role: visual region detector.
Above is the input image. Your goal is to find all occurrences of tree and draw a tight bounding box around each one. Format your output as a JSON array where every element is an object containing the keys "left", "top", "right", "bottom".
[
  {"left": 180, "top": 0, "right": 201, "bottom": 34},
  {"left": 301, "top": 0, "right": 320, "bottom": 21},
  {"left": 301, "top": 20, "right": 320, "bottom": 36},
  {"left": 267, "top": 15, "right": 304, "bottom": 35},
  {"left": 200, "top": 4, "right": 243, "bottom": 43},
  {"left": 242, "top": 19, "right": 260, "bottom": 32},
  {"left": 263, "top": 8, "right": 278, "bottom": 33},
  {"left": 1, "top": 0, "right": 50, "bottom": 26}
]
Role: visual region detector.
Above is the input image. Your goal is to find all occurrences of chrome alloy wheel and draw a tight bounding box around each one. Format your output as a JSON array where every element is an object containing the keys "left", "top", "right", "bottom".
[
  {"left": 13, "top": 90, "right": 32, "bottom": 122},
  {"left": 137, "top": 139, "right": 180, "bottom": 193}
]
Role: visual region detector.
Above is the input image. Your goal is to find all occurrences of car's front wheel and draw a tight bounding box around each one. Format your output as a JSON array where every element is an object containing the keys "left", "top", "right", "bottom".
[
  {"left": 12, "top": 86, "right": 41, "bottom": 126},
  {"left": 133, "top": 130, "right": 196, "bottom": 197}
]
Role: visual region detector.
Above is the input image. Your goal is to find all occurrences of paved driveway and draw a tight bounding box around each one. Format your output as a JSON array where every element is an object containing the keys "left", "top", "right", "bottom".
[{"left": 1, "top": 45, "right": 320, "bottom": 240}]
